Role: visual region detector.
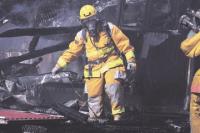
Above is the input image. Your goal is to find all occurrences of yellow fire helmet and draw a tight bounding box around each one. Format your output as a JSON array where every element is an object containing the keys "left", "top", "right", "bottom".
[{"left": 80, "top": 5, "right": 97, "bottom": 20}]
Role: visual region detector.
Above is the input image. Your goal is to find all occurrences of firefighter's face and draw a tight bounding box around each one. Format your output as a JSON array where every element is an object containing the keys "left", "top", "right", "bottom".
[{"left": 81, "top": 16, "right": 98, "bottom": 38}]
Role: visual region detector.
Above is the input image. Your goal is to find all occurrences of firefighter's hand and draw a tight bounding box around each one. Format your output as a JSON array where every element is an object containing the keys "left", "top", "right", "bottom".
[
  {"left": 127, "top": 62, "right": 136, "bottom": 72},
  {"left": 51, "top": 65, "right": 62, "bottom": 75}
]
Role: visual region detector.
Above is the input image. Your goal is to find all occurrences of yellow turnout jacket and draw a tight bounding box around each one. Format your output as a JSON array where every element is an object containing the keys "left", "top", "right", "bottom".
[
  {"left": 56, "top": 22, "right": 135, "bottom": 78},
  {"left": 181, "top": 32, "right": 200, "bottom": 93}
]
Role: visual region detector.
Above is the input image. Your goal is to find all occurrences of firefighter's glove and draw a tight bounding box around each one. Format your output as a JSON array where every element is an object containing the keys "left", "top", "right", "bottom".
[
  {"left": 127, "top": 62, "right": 136, "bottom": 72},
  {"left": 51, "top": 65, "right": 63, "bottom": 75}
]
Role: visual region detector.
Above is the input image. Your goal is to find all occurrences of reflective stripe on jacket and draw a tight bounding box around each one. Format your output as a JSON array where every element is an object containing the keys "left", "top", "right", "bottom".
[
  {"left": 180, "top": 32, "right": 200, "bottom": 93},
  {"left": 56, "top": 22, "right": 135, "bottom": 77}
]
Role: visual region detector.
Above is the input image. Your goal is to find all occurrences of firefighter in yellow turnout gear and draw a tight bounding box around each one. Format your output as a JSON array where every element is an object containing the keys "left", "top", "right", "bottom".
[
  {"left": 181, "top": 31, "right": 200, "bottom": 133},
  {"left": 52, "top": 5, "right": 136, "bottom": 122}
]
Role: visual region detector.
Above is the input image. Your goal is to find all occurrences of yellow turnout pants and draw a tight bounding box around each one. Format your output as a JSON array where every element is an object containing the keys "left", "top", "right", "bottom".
[{"left": 85, "top": 67, "right": 125, "bottom": 118}]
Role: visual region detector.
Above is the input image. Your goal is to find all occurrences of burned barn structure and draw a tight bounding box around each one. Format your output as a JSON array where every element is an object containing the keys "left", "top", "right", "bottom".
[{"left": 0, "top": 0, "right": 198, "bottom": 132}]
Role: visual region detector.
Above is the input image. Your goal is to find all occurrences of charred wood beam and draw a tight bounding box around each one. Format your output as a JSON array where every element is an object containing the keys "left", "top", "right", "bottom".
[
  {"left": 116, "top": 0, "right": 126, "bottom": 27},
  {"left": 53, "top": 103, "right": 88, "bottom": 124},
  {"left": 143, "top": 0, "right": 153, "bottom": 31},
  {"left": 28, "top": 17, "right": 41, "bottom": 52},
  {"left": 28, "top": 36, "right": 40, "bottom": 52},
  {"left": 0, "top": 39, "right": 72, "bottom": 69},
  {"left": 0, "top": 26, "right": 81, "bottom": 37},
  {"left": 0, "top": 26, "right": 180, "bottom": 38}
]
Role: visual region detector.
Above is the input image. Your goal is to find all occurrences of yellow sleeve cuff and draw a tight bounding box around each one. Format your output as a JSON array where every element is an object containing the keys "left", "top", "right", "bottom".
[
  {"left": 125, "top": 51, "right": 135, "bottom": 62},
  {"left": 57, "top": 58, "right": 68, "bottom": 68}
]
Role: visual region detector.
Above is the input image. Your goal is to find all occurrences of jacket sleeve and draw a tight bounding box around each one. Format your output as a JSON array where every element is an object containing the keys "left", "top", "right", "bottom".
[
  {"left": 56, "top": 31, "right": 85, "bottom": 68},
  {"left": 180, "top": 32, "right": 200, "bottom": 58},
  {"left": 109, "top": 23, "right": 136, "bottom": 62}
]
